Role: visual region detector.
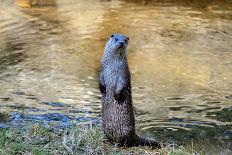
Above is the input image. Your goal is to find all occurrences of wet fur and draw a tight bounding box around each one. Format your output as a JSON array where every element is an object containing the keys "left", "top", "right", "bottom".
[{"left": 99, "top": 34, "right": 161, "bottom": 148}]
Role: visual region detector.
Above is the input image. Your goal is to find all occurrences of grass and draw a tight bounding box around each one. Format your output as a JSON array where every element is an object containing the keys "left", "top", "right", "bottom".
[{"left": 0, "top": 123, "right": 197, "bottom": 155}]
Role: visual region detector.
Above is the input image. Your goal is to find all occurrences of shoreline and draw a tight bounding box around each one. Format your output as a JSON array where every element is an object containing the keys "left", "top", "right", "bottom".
[{"left": 0, "top": 123, "right": 196, "bottom": 155}]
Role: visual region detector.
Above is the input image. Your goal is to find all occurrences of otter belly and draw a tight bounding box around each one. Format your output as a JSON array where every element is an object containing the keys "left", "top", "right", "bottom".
[{"left": 102, "top": 97, "right": 135, "bottom": 144}]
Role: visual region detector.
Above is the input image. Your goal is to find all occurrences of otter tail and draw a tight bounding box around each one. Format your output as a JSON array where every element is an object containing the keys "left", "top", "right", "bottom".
[{"left": 134, "top": 134, "right": 163, "bottom": 148}]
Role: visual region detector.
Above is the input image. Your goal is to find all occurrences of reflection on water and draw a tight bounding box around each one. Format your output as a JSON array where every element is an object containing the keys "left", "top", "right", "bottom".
[
  {"left": 16, "top": 0, "right": 56, "bottom": 8},
  {"left": 0, "top": 0, "right": 232, "bottom": 153}
]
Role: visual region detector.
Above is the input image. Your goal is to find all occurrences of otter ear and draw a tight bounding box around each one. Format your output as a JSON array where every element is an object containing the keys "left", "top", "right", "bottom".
[
  {"left": 110, "top": 34, "right": 114, "bottom": 38},
  {"left": 125, "top": 37, "right": 129, "bottom": 44}
]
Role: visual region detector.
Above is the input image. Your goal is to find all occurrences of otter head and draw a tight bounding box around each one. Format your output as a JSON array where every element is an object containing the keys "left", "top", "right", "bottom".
[{"left": 104, "top": 33, "right": 129, "bottom": 59}]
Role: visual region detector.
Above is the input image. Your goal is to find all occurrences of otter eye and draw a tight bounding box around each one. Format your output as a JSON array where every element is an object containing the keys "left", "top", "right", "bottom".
[
  {"left": 115, "top": 38, "right": 118, "bottom": 42},
  {"left": 111, "top": 34, "right": 114, "bottom": 38}
]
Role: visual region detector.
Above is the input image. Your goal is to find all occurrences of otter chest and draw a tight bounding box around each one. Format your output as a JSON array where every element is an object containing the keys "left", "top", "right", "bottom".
[{"left": 104, "top": 62, "right": 126, "bottom": 90}]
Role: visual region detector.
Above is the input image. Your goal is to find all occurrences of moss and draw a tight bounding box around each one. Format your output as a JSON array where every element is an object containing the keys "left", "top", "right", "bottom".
[{"left": 0, "top": 123, "right": 197, "bottom": 155}]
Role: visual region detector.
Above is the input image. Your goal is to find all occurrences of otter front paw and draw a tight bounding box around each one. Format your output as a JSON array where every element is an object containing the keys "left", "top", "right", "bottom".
[
  {"left": 114, "top": 92, "right": 125, "bottom": 102},
  {"left": 99, "top": 84, "right": 106, "bottom": 95}
]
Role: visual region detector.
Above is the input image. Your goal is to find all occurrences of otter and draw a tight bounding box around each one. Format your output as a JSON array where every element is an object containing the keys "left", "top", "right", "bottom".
[{"left": 99, "top": 33, "right": 162, "bottom": 148}]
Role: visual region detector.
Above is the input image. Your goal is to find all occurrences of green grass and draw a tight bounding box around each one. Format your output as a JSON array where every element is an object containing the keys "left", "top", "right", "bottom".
[{"left": 0, "top": 123, "right": 197, "bottom": 155}]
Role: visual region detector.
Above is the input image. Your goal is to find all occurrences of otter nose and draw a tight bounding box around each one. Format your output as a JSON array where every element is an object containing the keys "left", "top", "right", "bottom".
[{"left": 119, "top": 41, "right": 125, "bottom": 46}]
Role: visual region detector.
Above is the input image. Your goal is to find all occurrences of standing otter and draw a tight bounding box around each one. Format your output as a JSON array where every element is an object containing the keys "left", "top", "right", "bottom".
[{"left": 99, "top": 34, "right": 162, "bottom": 148}]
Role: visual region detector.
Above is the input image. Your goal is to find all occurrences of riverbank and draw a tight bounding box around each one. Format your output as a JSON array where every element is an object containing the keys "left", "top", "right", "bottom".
[{"left": 0, "top": 123, "right": 197, "bottom": 155}]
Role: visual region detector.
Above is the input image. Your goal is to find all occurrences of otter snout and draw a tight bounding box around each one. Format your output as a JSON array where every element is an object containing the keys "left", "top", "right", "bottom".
[{"left": 119, "top": 41, "right": 125, "bottom": 47}]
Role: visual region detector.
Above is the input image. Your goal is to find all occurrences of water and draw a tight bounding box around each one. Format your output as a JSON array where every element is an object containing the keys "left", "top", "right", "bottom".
[{"left": 0, "top": 0, "right": 232, "bottom": 153}]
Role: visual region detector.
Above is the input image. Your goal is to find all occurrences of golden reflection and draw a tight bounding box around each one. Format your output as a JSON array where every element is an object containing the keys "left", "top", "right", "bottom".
[{"left": 16, "top": 0, "right": 56, "bottom": 8}]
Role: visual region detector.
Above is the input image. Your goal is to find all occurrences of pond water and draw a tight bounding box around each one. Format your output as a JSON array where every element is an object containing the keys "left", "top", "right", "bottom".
[{"left": 0, "top": 0, "right": 232, "bottom": 154}]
